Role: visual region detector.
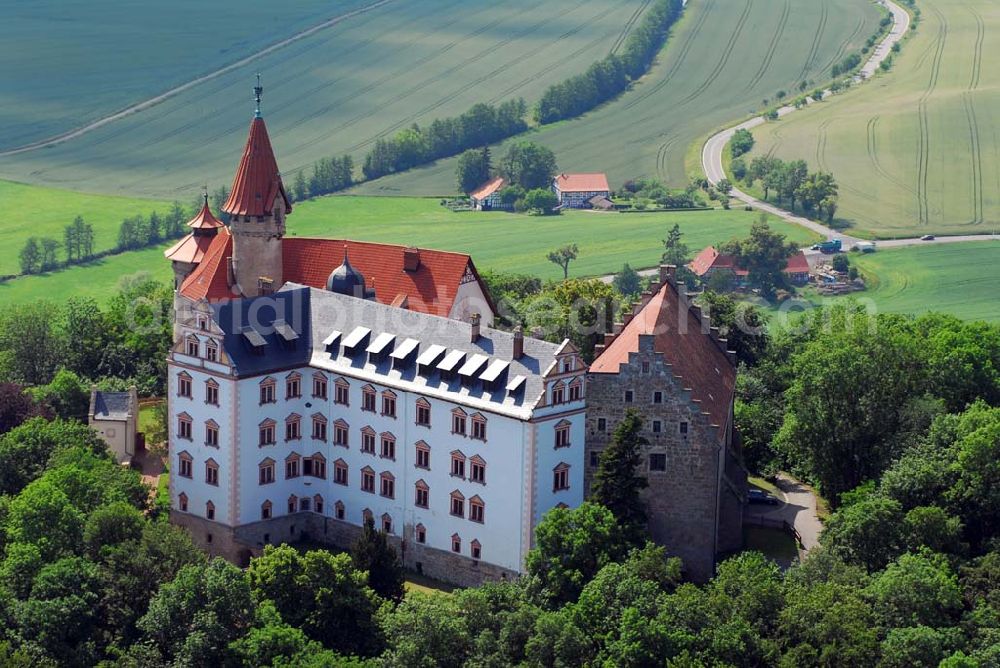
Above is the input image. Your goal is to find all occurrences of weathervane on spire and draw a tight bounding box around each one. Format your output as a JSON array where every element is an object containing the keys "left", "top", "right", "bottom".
[{"left": 254, "top": 73, "right": 263, "bottom": 118}]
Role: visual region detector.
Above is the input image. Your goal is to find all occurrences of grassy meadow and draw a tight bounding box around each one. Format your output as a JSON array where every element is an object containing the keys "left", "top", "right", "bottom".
[
  {"left": 766, "top": 242, "right": 1000, "bottom": 325},
  {"left": 0, "top": 196, "right": 820, "bottom": 305},
  {"left": 0, "top": 180, "right": 171, "bottom": 276},
  {"left": 0, "top": 0, "right": 652, "bottom": 199},
  {"left": 749, "top": 0, "right": 1000, "bottom": 237},
  {"left": 352, "top": 0, "right": 881, "bottom": 195}
]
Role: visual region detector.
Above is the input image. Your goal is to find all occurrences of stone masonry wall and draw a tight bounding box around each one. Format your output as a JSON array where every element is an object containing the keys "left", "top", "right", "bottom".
[
  {"left": 171, "top": 511, "right": 515, "bottom": 588},
  {"left": 585, "top": 335, "right": 743, "bottom": 583}
]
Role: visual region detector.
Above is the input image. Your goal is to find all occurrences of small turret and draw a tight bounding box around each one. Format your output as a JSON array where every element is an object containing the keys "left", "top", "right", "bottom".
[{"left": 326, "top": 246, "right": 367, "bottom": 298}]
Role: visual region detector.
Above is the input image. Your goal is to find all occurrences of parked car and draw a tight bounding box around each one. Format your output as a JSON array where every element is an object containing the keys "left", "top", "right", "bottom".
[
  {"left": 748, "top": 489, "right": 780, "bottom": 505},
  {"left": 920, "top": 234, "right": 935, "bottom": 241}
]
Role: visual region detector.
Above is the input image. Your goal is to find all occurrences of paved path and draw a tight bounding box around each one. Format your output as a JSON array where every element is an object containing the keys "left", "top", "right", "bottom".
[
  {"left": 699, "top": 0, "right": 995, "bottom": 250},
  {"left": 0, "top": 0, "right": 395, "bottom": 157},
  {"left": 747, "top": 473, "right": 823, "bottom": 556}
]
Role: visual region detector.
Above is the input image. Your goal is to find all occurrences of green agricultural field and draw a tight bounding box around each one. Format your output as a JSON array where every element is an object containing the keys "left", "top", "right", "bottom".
[
  {"left": 0, "top": 0, "right": 372, "bottom": 150},
  {"left": 749, "top": 0, "right": 1000, "bottom": 238},
  {"left": 352, "top": 0, "right": 881, "bottom": 195},
  {"left": 767, "top": 242, "right": 1000, "bottom": 325},
  {"left": 0, "top": 196, "right": 820, "bottom": 305},
  {"left": 0, "top": 0, "right": 653, "bottom": 199},
  {"left": 0, "top": 180, "right": 171, "bottom": 276}
]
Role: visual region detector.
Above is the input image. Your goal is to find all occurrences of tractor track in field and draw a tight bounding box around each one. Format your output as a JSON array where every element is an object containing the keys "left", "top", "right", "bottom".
[
  {"left": 963, "top": 93, "right": 984, "bottom": 224},
  {"left": 742, "top": 0, "right": 790, "bottom": 94},
  {"left": 969, "top": 7, "right": 984, "bottom": 90},
  {"left": 339, "top": 0, "right": 631, "bottom": 154},
  {"left": 611, "top": 0, "right": 653, "bottom": 54},
  {"left": 621, "top": 0, "right": 714, "bottom": 111},
  {"left": 916, "top": 3, "right": 947, "bottom": 225},
  {"left": 798, "top": 0, "right": 829, "bottom": 81},
  {"left": 670, "top": 0, "right": 753, "bottom": 109},
  {"left": 818, "top": 15, "right": 865, "bottom": 75},
  {"left": 655, "top": 134, "right": 679, "bottom": 180},
  {"left": 816, "top": 117, "right": 877, "bottom": 204},
  {"left": 867, "top": 116, "right": 915, "bottom": 195},
  {"left": 0, "top": 0, "right": 398, "bottom": 157}
]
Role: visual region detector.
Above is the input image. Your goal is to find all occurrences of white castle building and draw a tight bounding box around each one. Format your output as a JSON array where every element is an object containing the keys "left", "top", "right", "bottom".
[{"left": 166, "top": 85, "right": 585, "bottom": 585}]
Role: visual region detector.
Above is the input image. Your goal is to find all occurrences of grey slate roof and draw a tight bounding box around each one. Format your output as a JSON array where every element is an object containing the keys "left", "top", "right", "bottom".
[
  {"left": 211, "top": 288, "right": 312, "bottom": 377},
  {"left": 93, "top": 392, "right": 131, "bottom": 421},
  {"left": 286, "top": 283, "right": 563, "bottom": 419}
]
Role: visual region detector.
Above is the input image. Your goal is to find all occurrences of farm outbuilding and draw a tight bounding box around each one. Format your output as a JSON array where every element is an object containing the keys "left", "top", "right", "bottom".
[{"left": 552, "top": 173, "right": 610, "bottom": 208}]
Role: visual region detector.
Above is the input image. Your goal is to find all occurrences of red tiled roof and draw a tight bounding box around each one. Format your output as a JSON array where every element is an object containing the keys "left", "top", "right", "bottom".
[
  {"left": 688, "top": 246, "right": 737, "bottom": 276},
  {"left": 178, "top": 234, "right": 494, "bottom": 318},
  {"left": 470, "top": 176, "right": 505, "bottom": 200},
  {"left": 590, "top": 279, "right": 736, "bottom": 439},
  {"left": 554, "top": 172, "right": 610, "bottom": 193},
  {"left": 784, "top": 250, "right": 810, "bottom": 274},
  {"left": 178, "top": 229, "right": 235, "bottom": 301},
  {"left": 187, "top": 200, "right": 224, "bottom": 230},
  {"left": 222, "top": 117, "right": 291, "bottom": 217},
  {"left": 283, "top": 238, "right": 492, "bottom": 317},
  {"left": 163, "top": 233, "right": 216, "bottom": 265}
]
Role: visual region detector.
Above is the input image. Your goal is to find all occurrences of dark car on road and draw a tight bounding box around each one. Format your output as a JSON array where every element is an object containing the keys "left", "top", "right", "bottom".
[{"left": 748, "top": 489, "right": 780, "bottom": 505}]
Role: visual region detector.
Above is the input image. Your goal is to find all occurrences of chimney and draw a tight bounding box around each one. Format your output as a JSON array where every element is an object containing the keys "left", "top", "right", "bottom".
[
  {"left": 470, "top": 313, "right": 481, "bottom": 342},
  {"left": 403, "top": 247, "right": 421, "bottom": 272},
  {"left": 512, "top": 326, "right": 524, "bottom": 360}
]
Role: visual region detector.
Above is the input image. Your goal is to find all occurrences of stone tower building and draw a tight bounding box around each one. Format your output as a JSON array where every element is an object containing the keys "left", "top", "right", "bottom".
[
  {"left": 585, "top": 265, "right": 746, "bottom": 582},
  {"left": 221, "top": 77, "right": 291, "bottom": 298}
]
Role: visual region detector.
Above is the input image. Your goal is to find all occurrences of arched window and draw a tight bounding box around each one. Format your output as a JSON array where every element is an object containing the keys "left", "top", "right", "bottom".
[
  {"left": 381, "top": 390, "right": 397, "bottom": 418},
  {"left": 261, "top": 500, "right": 272, "bottom": 519},
  {"left": 382, "top": 513, "right": 393, "bottom": 534},
  {"left": 311, "top": 413, "right": 327, "bottom": 441},
  {"left": 259, "top": 377, "right": 276, "bottom": 404},
  {"left": 177, "top": 492, "right": 188, "bottom": 513},
  {"left": 380, "top": 472, "right": 395, "bottom": 499},
  {"left": 334, "top": 500, "right": 345, "bottom": 520},
  {"left": 414, "top": 479, "right": 429, "bottom": 508},
  {"left": 361, "top": 385, "right": 376, "bottom": 412},
  {"left": 415, "top": 441, "right": 431, "bottom": 469},
  {"left": 285, "top": 413, "right": 302, "bottom": 441},
  {"left": 380, "top": 432, "right": 396, "bottom": 460},
  {"left": 258, "top": 458, "right": 276, "bottom": 485},
  {"left": 451, "top": 407, "right": 467, "bottom": 435},
  {"left": 313, "top": 495, "right": 324, "bottom": 514},
  {"left": 334, "top": 378, "right": 350, "bottom": 405},
  {"left": 450, "top": 450, "right": 466, "bottom": 478},
  {"left": 362, "top": 508, "right": 373, "bottom": 525},
  {"left": 177, "top": 413, "right": 193, "bottom": 441},
  {"left": 553, "top": 462, "right": 570, "bottom": 491},
  {"left": 451, "top": 534, "right": 461, "bottom": 553},
  {"left": 470, "top": 539, "right": 482, "bottom": 561},
  {"left": 469, "top": 495, "right": 485, "bottom": 523},
  {"left": 285, "top": 453, "right": 301, "bottom": 479},
  {"left": 415, "top": 397, "right": 431, "bottom": 427},
  {"left": 450, "top": 490, "right": 465, "bottom": 518},
  {"left": 205, "top": 500, "right": 215, "bottom": 520},
  {"left": 259, "top": 419, "right": 276, "bottom": 446},
  {"left": 204, "top": 379, "right": 219, "bottom": 406},
  {"left": 333, "top": 419, "right": 349, "bottom": 447},
  {"left": 334, "top": 459, "right": 349, "bottom": 485},
  {"left": 471, "top": 413, "right": 487, "bottom": 441},
  {"left": 204, "top": 458, "right": 219, "bottom": 486},
  {"left": 177, "top": 372, "right": 192, "bottom": 398},
  {"left": 287, "top": 495, "right": 298, "bottom": 514},
  {"left": 177, "top": 451, "right": 193, "bottom": 478},
  {"left": 285, "top": 372, "right": 302, "bottom": 399},
  {"left": 470, "top": 455, "right": 486, "bottom": 484},
  {"left": 415, "top": 523, "right": 427, "bottom": 544}
]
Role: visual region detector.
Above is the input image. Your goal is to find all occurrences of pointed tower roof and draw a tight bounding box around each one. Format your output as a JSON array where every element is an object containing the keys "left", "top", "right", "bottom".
[
  {"left": 222, "top": 78, "right": 291, "bottom": 217},
  {"left": 187, "top": 192, "right": 224, "bottom": 231}
]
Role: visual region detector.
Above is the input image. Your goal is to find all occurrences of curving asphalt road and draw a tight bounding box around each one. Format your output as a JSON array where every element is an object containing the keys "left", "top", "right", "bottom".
[{"left": 701, "top": 0, "right": 997, "bottom": 250}]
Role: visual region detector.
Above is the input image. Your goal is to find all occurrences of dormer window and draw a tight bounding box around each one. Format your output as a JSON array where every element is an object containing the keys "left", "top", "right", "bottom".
[
  {"left": 551, "top": 382, "right": 565, "bottom": 405},
  {"left": 197, "top": 316, "right": 208, "bottom": 331},
  {"left": 185, "top": 336, "right": 199, "bottom": 357},
  {"left": 258, "top": 277, "right": 274, "bottom": 295},
  {"left": 205, "top": 340, "right": 218, "bottom": 362},
  {"left": 569, "top": 378, "right": 582, "bottom": 401}
]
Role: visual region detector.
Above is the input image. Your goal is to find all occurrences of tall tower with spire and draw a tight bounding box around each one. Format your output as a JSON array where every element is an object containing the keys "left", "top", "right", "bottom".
[{"left": 222, "top": 74, "right": 292, "bottom": 297}]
